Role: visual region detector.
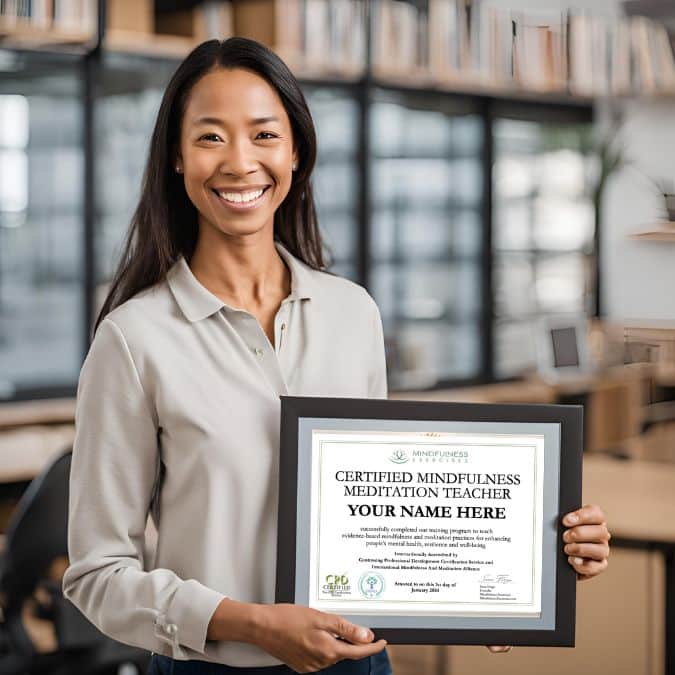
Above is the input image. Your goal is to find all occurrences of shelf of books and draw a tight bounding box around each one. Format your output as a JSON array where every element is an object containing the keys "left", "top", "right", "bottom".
[
  {"left": 2, "top": 1, "right": 675, "bottom": 101},
  {"left": 0, "top": 1, "right": 96, "bottom": 52},
  {"left": 371, "top": 0, "right": 675, "bottom": 101}
]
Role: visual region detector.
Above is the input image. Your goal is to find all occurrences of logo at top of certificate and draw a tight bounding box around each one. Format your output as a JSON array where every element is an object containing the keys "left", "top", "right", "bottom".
[
  {"left": 389, "top": 449, "right": 409, "bottom": 464},
  {"left": 359, "top": 571, "right": 385, "bottom": 599}
]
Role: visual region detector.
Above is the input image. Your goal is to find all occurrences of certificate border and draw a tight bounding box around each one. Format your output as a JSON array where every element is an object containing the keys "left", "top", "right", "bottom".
[
  {"left": 315, "top": 438, "right": 539, "bottom": 609},
  {"left": 276, "top": 397, "right": 582, "bottom": 647},
  {"left": 301, "top": 423, "right": 553, "bottom": 630}
]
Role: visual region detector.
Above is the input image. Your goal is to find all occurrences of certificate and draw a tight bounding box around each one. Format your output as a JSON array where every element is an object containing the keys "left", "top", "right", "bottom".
[{"left": 276, "top": 397, "right": 582, "bottom": 646}]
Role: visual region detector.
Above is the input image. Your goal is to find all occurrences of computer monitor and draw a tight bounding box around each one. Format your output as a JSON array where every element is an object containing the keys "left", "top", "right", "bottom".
[
  {"left": 550, "top": 326, "right": 581, "bottom": 369},
  {"left": 536, "top": 317, "right": 590, "bottom": 379}
]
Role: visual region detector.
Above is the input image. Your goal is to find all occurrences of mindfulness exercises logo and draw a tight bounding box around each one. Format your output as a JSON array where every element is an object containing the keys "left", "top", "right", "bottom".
[{"left": 389, "top": 449, "right": 409, "bottom": 464}]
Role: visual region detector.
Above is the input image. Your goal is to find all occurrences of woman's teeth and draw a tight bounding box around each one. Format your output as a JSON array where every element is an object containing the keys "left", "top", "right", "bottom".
[{"left": 216, "top": 188, "right": 265, "bottom": 204}]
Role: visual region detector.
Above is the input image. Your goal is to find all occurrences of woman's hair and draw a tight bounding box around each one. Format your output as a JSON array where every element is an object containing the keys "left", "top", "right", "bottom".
[{"left": 94, "top": 36, "right": 326, "bottom": 333}]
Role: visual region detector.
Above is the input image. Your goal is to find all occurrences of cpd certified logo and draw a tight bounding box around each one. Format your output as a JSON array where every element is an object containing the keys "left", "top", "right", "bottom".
[
  {"left": 322, "top": 574, "right": 351, "bottom": 597},
  {"left": 359, "top": 571, "right": 385, "bottom": 599}
]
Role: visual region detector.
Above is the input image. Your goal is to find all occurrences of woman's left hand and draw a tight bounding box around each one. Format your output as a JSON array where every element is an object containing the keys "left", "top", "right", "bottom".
[{"left": 562, "top": 503, "right": 611, "bottom": 580}]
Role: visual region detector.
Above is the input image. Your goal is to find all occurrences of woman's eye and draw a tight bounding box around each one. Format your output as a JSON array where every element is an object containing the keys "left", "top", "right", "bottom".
[
  {"left": 257, "top": 132, "right": 278, "bottom": 140},
  {"left": 200, "top": 133, "right": 221, "bottom": 142}
]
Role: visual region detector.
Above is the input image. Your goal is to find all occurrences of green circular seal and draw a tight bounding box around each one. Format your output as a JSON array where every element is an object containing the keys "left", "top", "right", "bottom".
[{"left": 358, "top": 571, "right": 385, "bottom": 599}]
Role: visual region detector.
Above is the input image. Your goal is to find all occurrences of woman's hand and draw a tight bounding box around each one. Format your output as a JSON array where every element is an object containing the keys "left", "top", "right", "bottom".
[
  {"left": 562, "top": 504, "right": 611, "bottom": 580},
  {"left": 483, "top": 504, "right": 611, "bottom": 654},
  {"left": 251, "top": 603, "right": 386, "bottom": 673}
]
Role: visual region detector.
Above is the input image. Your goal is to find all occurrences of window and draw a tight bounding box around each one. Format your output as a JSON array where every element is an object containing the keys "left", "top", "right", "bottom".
[
  {"left": 94, "top": 53, "right": 180, "bottom": 317},
  {"left": 369, "top": 93, "right": 485, "bottom": 390},
  {"left": 305, "top": 86, "right": 360, "bottom": 282},
  {"left": 492, "top": 118, "right": 595, "bottom": 378},
  {"left": 0, "top": 62, "right": 84, "bottom": 399}
]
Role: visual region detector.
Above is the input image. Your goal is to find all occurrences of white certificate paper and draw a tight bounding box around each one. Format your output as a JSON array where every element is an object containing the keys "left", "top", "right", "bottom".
[{"left": 307, "top": 429, "right": 545, "bottom": 618}]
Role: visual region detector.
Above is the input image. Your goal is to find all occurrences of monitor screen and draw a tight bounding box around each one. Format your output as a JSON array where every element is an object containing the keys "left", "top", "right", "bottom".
[{"left": 550, "top": 326, "right": 580, "bottom": 368}]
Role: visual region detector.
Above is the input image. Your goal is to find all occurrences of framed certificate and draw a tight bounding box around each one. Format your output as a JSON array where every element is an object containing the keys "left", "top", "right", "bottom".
[{"left": 276, "top": 397, "right": 583, "bottom": 646}]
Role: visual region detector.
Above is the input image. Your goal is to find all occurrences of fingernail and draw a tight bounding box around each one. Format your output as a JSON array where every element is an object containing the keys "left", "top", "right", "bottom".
[
  {"left": 574, "top": 557, "right": 583, "bottom": 565},
  {"left": 565, "top": 514, "right": 578, "bottom": 524},
  {"left": 356, "top": 627, "right": 369, "bottom": 641}
]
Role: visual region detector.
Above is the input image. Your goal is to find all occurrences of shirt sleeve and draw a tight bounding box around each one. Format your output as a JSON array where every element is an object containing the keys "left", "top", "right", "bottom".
[
  {"left": 62, "top": 317, "right": 226, "bottom": 658},
  {"left": 367, "top": 298, "right": 388, "bottom": 399}
]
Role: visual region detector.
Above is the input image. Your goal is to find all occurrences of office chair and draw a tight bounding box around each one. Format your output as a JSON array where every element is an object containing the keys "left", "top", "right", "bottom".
[{"left": 0, "top": 449, "right": 151, "bottom": 675}]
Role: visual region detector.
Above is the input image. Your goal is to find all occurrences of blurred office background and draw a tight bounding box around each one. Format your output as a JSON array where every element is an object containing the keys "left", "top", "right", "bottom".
[{"left": 0, "top": 0, "right": 674, "bottom": 673}]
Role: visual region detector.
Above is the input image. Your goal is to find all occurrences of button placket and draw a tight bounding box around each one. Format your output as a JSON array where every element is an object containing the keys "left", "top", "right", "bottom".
[{"left": 227, "top": 307, "right": 290, "bottom": 395}]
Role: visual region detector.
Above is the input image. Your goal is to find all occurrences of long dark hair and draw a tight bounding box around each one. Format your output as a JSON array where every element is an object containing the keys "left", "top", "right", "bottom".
[{"left": 94, "top": 37, "right": 325, "bottom": 334}]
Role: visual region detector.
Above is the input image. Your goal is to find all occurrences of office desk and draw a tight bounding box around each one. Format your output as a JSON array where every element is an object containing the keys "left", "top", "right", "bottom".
[
  {"left": 0, "top": 398, "right": 75, "bottom": 430},
  {"left": 390, "top": 381, "right": 556, "bottom": 404},
  {"left": 584, "top": 455, "right": 674, "bottom": 675},
  {"left": 393, "top": 366, "right": 651, "bottom": 455}
]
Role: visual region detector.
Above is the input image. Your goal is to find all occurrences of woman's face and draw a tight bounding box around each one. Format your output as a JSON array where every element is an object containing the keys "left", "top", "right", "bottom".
[{"left": 176, "top": 67, "right": 298, "bottom": 241}]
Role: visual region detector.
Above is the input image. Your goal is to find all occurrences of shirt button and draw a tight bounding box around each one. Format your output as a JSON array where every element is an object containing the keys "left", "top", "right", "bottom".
[
  {"left": 253, "top": 347, "right": 263, "bottom": 357},
  {"left": 166, "top": 623, "right": 177, "bottom": 635},
  {"left": 281, "top": 322, "right": 286, "bottom": 330}
]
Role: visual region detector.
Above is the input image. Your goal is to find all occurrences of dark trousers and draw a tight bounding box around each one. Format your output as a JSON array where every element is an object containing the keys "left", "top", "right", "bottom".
[{"left": 148, "top": 649, "right": 393, "bottom": 675}]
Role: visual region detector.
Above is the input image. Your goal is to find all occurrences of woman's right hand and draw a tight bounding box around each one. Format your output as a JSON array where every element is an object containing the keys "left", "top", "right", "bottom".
[{"left": 251, "top": 603, "right": 387, "bottom": 673}]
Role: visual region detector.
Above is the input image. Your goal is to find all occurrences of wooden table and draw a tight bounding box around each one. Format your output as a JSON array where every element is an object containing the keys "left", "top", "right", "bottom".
[
  {"left": 0, "top": 398, "right": 75, "bottom": 430},
  {"left": 0, "top": 398, "right": 76, "bottom": 504}
]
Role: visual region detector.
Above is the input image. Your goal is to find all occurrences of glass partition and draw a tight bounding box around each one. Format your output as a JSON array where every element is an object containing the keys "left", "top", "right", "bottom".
[
  {"left": 369, "top": 93, "right": 484, "bottom": 389},
  {"left": 0, "top": 56, "right": 83, "bottom": 398},
  {"left": 493, "top": 118, "right": 595, "bottom": 378}
]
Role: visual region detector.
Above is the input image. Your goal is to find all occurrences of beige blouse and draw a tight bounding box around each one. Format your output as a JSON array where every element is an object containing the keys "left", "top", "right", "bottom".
[{"left": 62, "top": 241, "right": 387, "bottom": 667}]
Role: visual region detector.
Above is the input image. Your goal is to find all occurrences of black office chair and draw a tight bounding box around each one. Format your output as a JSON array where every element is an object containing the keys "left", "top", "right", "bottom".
[{"left": 0, "top": 449, "right": 151, "bottom": 675}]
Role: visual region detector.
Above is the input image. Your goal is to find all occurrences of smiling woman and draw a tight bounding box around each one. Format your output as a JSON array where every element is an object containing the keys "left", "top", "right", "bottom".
[
  {"left": 177, "top": 69, "right": 296, "bottom": 234},
  {"left": 92, "top": 37, "right": 326, "bottom": 338},
  {"left": 61, "top": 36, "right": 392, "bottom": 675}
]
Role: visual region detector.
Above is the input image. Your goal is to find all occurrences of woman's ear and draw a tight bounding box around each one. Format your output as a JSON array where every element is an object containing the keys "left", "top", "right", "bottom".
[{"left": 292, "top": 151, "right": 299, "bottom": 172}]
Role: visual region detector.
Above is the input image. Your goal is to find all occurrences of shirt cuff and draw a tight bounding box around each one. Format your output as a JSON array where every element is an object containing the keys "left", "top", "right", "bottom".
[{"left": 164, "top": 579, "right": 227, "bottom": 654}]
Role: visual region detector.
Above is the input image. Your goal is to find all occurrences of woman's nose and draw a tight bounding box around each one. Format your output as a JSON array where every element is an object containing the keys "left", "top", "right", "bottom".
[{"left": 219, "top": 139, "right": 257, "bottom": 175}]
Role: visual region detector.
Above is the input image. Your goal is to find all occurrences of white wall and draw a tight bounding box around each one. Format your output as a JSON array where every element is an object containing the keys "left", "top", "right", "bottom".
[{"left": 603, "top": 100, "right": 675, "bottom": 321}]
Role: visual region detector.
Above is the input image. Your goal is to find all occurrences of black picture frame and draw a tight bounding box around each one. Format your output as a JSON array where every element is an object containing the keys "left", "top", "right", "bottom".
[{"left": 277, "top": 396, "right": 583, "bottom": 647}]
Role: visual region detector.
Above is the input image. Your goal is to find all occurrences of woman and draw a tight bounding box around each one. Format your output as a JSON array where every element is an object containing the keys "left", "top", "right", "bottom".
[{"left": 63, "top": 37, "right": 610, "bottom": 675}]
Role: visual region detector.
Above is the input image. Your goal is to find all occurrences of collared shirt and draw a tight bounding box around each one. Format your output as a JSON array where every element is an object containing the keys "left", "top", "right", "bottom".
[{"left": 62, "top": 241, "right": 387, "bottom": 667}]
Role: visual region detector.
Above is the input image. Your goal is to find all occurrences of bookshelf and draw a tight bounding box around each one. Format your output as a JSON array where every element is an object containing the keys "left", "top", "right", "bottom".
[
  {"left": 0, "top": 0, "right": 599, "bottom": 401},
  {"left": 0, "top": 1, "right": 673, "bottom": 102}
]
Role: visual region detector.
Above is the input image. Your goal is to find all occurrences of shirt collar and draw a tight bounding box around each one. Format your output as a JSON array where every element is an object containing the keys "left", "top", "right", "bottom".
[{"left": 167, "top": 240, "right": 314, "bottom": 323}]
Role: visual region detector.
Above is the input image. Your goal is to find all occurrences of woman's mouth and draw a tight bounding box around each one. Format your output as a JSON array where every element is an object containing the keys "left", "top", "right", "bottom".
[{"left": 211, "top": 186, "right": 271, "bottom": 212}]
